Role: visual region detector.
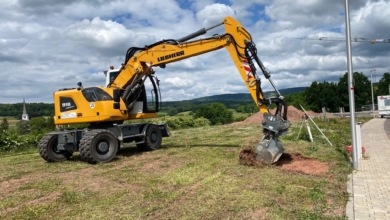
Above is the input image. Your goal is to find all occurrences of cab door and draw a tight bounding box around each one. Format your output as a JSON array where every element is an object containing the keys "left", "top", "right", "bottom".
[{"left": 142, "top": 76, "right": 161, "bottom": 113}]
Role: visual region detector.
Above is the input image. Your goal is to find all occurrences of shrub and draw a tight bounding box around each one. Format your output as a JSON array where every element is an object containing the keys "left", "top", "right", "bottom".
[
  {"left": 0, "top": 129, "right": 41, "bottom": 152},
  {"left": 1, "top": 118, "right": 9, "bottom": 130},
  {"left": 195, "top": 102, "right": 233, "bottom": 125},
  {"left": 124, "top": 117, "right": 210, "bottom": 130}
]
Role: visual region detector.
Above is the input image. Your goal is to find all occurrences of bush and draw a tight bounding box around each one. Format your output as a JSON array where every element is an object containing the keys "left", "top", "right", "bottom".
[
  {"left": 195, "top": 102, "right": 233, "bottom": 125},
  {"left": 0, "top": 129, "right": 41, "bottom": 152},
  {"left": 15, "top": 120, "right": 29, "bottom": 135},
  {"left": 124, "top": 117, "right": 211, "bottom": 130},
  {"left": 29, "top": 117, "right": 47, "bottom": 134},
  {"left": 1, "top": 118, "right": 9, "bottom": 130},
  {"left": 233, "top": 115, "right": 248, "bottom": 122}
]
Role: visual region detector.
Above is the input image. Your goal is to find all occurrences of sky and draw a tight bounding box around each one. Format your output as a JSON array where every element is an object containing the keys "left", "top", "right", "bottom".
[{"left": 0, "top": 0, "right": 389, "bottom": 103}]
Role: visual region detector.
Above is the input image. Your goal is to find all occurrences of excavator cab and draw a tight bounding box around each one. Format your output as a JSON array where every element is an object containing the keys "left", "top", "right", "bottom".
[
  {"left": 126, "top": 75, "right": 161, "bottom": 115},
  {"left": 104, "top": 67, "right": 161, "bottom": 116}
]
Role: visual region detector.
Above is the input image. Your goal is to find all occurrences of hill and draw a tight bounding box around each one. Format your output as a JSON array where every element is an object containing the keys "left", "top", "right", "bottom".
[
  {"left": 188, "top": 87, "right": 307, "bottom": 102},
  {"left": 161, "top": 87, "right": 307, "bottom": 113}
]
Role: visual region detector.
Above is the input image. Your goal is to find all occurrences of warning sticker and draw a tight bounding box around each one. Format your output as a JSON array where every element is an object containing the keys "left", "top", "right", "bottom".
[{"left": 61, "top": 112, "right": 77, "bottom": 119}]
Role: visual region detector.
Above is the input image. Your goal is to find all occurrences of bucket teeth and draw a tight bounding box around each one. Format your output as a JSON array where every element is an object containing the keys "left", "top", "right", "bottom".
[{"left": 256, "top": 138, "right": 284, "bottom": 164}]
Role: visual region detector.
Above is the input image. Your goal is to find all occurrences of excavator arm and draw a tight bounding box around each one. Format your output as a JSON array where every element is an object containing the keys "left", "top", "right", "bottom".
[{"left": 110, "top": 16, "right": 290, "bottom": 164}]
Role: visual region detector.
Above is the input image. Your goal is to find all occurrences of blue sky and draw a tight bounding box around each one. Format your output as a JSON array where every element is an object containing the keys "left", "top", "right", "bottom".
[{"left": 0, "top": 0, "right": 389, "bottom": 103}]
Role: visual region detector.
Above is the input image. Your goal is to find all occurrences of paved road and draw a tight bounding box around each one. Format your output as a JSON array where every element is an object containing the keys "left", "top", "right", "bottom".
[{"left": 346, "top": 118, "right": 390, "bottom": 220}]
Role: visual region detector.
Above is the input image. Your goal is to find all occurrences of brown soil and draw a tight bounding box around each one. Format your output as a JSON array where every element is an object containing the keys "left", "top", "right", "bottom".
[
  {"left": 239, "top": 148, "right": 269, "bottom": 167},
  {"left": 239, "top": 149, "right": 329, "bottom": 176},
  {"left": 232, "top": 106, "right": 319, "bottom": 125}
]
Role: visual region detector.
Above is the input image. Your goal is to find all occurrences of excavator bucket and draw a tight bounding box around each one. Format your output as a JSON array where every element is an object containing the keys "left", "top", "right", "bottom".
[{"left": 255, "top": 137, "right": 284, "bottom": 164}]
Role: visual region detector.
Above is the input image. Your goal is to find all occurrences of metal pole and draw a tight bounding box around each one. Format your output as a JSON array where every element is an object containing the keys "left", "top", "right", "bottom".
[
  {"left": 344, "top": 0, "right": 358, "bottom": 169},
  {"left": 371, "top": 71, "right": 374, "bottom": 117},
  {"left": 371, "top": 68, "right": 376, "bottom": 116}
]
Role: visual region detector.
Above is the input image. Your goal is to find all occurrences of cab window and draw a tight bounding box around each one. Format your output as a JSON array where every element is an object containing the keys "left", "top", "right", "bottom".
[{"left": 82, "top": 87, "right": 113, "bottom": 102}]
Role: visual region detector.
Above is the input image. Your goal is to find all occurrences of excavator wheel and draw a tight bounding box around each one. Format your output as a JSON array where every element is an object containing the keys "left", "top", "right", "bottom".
[
  {"left": 38, "top": 133, "right": 73, "bottom": 162},
  {"left": 136, "top": 124, "right": 162, "bottom": 151},
  {"left": 79, "top": 129, "right": 118, "bottom": 164},
  {"left": 255, "top": 138, "right": 284, "bottom": 164}
]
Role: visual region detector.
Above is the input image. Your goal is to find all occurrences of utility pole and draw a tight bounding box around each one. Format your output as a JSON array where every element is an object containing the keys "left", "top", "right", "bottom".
[
  {"left": 371, "top": 69, "right": 376, "bottom": 116},
  {"left": 344, "top": 0, "right": 358, "bottom": 169}
]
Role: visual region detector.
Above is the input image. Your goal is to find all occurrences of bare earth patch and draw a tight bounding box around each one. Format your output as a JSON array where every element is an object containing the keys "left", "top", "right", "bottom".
[
  {"left": 239, "top": 149, "right": 329, "bottom": 176},
  {"left": 275, "top": 153, "right": 329, "bottom": 176}
]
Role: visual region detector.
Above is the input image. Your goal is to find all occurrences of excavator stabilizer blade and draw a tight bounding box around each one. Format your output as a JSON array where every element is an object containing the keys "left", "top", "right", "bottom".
[{"left": 255, "top": 138, "right": 284, "bottom": 164}]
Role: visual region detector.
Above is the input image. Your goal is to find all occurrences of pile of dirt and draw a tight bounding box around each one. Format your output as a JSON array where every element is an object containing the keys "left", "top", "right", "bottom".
[
  {"left": 239, "top": 148, "right": 268, "bottom": 167},
  {"left": 239, "top": 149, "right": 329, "bottom": 176},
  {"left": 232, "top": 106, "right": 318, "bottom": 125}
]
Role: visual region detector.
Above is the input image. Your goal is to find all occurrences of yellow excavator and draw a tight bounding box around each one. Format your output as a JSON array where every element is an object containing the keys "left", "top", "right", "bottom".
[{"left": 38, "top": 16, "right": 290, "bottom": 164}]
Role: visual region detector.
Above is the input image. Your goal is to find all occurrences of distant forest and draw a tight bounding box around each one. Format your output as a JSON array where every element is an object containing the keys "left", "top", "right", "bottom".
[
  {"left": 0, "top": 87, "right": 307, "bottom": 118},
  {"left": 2, "top": 71, "right": 387, "bottom": 117},
  {"left": 0, "top": 103, "right": 54, "bottom": 119}
]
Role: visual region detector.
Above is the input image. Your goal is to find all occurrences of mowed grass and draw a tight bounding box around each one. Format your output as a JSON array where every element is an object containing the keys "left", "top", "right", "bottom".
[
  {"left": 161, "top": 110, "right": 251, "bottom": 121},
  {"left": 0, "top": 117, "right": 371, "bottom": 219}
]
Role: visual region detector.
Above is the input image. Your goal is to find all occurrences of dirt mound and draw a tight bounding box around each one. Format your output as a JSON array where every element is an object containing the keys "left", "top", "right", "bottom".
[
  {"left": 239, "top": 148, "right": 268, "bottom": 167},
  {"left": 239, "top": 149, "right": 329, "bottom": 176},
  {"left": 233, "top": 106, "right": 318, "bottom": 125}
]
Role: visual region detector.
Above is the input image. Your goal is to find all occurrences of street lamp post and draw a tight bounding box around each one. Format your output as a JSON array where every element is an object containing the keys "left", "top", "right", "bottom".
[{"left": 370, "top": 69, "right": 376, "bottom": 117}]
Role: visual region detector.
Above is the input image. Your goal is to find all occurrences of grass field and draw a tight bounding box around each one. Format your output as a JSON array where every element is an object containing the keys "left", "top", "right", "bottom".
[
  {"left": 0, "top": 117, "right": 370, "bottom": 219},
  {"left": 162, "top": 110, "right": 251, "bottom": 121},
  {"left": 0, "top": 116, "right": 19, "bottom": 127}
]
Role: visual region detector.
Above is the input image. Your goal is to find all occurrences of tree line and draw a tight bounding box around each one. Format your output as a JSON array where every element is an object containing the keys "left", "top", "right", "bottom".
[
  {"left": 0, "top": 103, "right": 54, "bottom": 118},
  {"left": 286, "top": 72, "right": 390, "bottom": 112},
  {"left": 1, "top": 72, "right": 389, "bottom": 117}
]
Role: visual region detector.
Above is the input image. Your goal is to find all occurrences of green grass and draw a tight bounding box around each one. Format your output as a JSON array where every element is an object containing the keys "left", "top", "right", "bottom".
[{"left": 0, "top": 117, "right": 371, "bottom": 219}]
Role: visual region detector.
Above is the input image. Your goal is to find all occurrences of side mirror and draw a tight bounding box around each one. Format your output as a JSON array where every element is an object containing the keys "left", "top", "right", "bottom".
[{"left": 113, "top": 89, "right": 120, "bottom": 102}]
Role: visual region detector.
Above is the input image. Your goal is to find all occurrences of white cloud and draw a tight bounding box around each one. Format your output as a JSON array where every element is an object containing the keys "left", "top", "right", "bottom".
[
  {"left": 196, "top": 4, "right": 236, "bottom": 27},
  {"left": 0, "top": 0, "right": 389, "bottom": 104}
]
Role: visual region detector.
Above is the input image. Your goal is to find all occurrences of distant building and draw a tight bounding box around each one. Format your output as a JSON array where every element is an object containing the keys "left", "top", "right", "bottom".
[{"left": 22, "top": 98, "right": 29, "bottom": 121}]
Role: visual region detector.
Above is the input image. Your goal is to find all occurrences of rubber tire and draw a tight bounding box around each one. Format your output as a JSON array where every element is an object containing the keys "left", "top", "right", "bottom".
[
  {"left": 38, "top": 133, "right": 73, "bottom": 162},
  {"left": 137, "top": 125, "right": 162, "bottom": 151},
  {"left": 79, "top": 129, "right": 118, "bottom": 164}
]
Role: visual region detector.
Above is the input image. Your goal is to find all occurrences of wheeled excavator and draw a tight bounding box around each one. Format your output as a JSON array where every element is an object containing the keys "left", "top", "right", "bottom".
[{"left": 38, "top": 16, "right": 290, "bottom": 164}]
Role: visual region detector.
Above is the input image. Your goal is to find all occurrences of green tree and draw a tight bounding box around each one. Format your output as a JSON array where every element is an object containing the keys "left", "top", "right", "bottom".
[
  {"left": 284, "top": 92, "right": 310, "bottom": 111},
  {"left": 194, "top": 102, "right": 233, "bottom": 125},
  {"left": 338, "top": 72, "right": 371, "bottom": 110},
  {"left": 235, "top": 103, "right": 258, "bottom": 114},
  {"left": 29, "top": 117, "right": 48, "bottom": 134},
  {"left": 47, "top": 115, "right": 56, "bottom": 130},
  {"left": 1, "top": 118, "right": 9, "bottom": 130},
  {"left": 167, "top": 107, "right": 178, "bottom": 116},
  {"left": 305, "top": 81, "right": 340, "bottom": 112},
  {"left": 15, "top": 120, "right": 29, "bottom": 135},
  {"left": 376, "top": 72, "right": 390, "bottom": 96}
]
